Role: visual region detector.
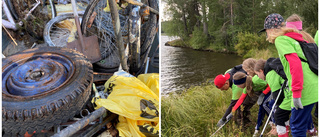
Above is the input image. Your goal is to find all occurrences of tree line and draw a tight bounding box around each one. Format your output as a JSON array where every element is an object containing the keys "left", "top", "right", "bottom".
[{"left": 162, "top": 0, "right": 318, "bottom": 54}]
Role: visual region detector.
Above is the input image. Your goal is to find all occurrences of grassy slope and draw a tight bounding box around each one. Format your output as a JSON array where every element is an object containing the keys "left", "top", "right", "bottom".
[
  {"left": 161, "top": 83, "right": 262, "bottom": 137},
  {"left": 161, "top": 83, "right": 318, "bottom": 137}
]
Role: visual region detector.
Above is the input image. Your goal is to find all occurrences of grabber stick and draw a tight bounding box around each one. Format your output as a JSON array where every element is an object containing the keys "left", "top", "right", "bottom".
[
  {"left": 259, "top": 81, "right": 287, "bottom": 137},
  {"left": 210, "top": 117, "right": 232, "bottom": 137}
]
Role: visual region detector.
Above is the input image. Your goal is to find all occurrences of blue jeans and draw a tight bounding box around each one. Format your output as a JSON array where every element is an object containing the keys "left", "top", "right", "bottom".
[
  {"left": 291, "top": 103, "right": 315, "bottom": 137},
  {"left": 255, "top": 92, "right": 272, "bottom": 130}
]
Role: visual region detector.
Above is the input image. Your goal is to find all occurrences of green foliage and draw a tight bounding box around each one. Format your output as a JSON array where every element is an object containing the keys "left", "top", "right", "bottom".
[
  {"left": 189, "top": 28, "right": 209, "bottom": 49},
  {"left": 235, "top": 32, "right": 273, "bottom": 58},
  {"left": 161, "top": 83, "right": 260, "bottom": 137},
  {"left": 164, "top": 0, "right": 318, "bottom": 58},
  {"left": 166, "top": 39, "right": 191, "bottom": 48},
  {"left": 251, "top": 46, "right": 279, "bottom": 60},
  {"left": 161, "top": 20, "right": 188, "bottom": 38}
]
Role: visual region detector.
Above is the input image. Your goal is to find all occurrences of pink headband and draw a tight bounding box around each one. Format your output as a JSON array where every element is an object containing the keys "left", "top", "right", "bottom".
[{"left": 286, "top": 21, "right": 302, "bottom": 30}]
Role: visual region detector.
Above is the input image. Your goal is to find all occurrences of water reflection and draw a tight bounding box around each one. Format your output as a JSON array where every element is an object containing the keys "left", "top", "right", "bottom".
[{"left": 161, "top": 35, "right": 243, "bottom": 95}]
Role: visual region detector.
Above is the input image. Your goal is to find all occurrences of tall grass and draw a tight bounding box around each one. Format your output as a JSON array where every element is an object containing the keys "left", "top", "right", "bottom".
[
  {"left": 250, "top": 46, "right": 278, "bottom": 60},
  {"left": 161, "top": 83, "right": 261, "bottom": 137}
]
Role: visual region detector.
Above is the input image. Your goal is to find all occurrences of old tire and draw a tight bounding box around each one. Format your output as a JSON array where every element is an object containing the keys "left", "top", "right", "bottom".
[{"left": 2, "top": 47, "right": 93, "bottom": 136}]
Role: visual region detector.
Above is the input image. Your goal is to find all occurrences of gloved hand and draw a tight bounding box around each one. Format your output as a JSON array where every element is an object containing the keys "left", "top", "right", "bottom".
[
  {"left": 226, "top": 112, "right": 233, "bottom": 121},
  {"left": 293, "top": 98, "right": 303, "bottom": 110},
  {"left": 257, "top": 93, "right": 265, "bottom": 105},
  {"left": 216, "top": 118, "right": 225, "bottom": 127}
]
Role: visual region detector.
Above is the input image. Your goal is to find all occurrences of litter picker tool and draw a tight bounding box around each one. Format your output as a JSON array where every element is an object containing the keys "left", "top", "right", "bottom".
[
  {"left": 210, "top": 114, "right": 233, "bottom": 137},
  {"left": 67, "top": 0, "right": 101, "bottom": 63},
  {"left": 259, "top": 81, "right": 287, "bottom": 137}
]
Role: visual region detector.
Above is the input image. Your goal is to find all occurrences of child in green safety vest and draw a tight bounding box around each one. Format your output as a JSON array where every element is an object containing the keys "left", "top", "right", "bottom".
[
  {"left": 261, "top": 13, "right": 318, "bottom": 137},
  {"left": 214, "top": 65, "right": 247, "bottom": 127},
  {"left": 254, "top": 58, "right": 291, "bottom": 137}
]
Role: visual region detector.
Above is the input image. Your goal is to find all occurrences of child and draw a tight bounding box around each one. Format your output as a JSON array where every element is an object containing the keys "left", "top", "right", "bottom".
[
  {"left": 242, "top": 58, "right": 274, "bottom": 136},
  {"left": 230, "top": 71, "right": 269, "bottom": 132},
  {"left": 254, "top": 58, "right": 291, "bottom": 137},
  {"left": 262, "top": 13, "right": 318, "bottom": 137},
  {"left": 214, "top": 65, "right": 246, "bottom": 126}
]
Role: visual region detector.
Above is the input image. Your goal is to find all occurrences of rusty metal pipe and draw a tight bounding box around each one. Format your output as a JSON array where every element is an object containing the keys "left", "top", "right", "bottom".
[
  {"left": 52, "top": 107, "right": 107, "bottom": 137},
  {"left": 80, "top": 109, "right": 91, "bottom": 118},
  {"left": 74, "top": 114, "right": 118, "bottom": 136}
]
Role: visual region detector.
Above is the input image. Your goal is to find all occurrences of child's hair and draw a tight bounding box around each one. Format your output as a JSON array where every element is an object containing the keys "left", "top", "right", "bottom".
[
  {"left": 242, "top": 58, "right": 257, "bottom": 76},
  {"left": 266, "top": 22, "right": 286, "bottom": 43},
  {"left": 254, "top": 59, "right": 266, "bottom": 72},
  {"left": 268, "top": 14, "right": 315, "bottom": 43},
  {"left": 233, "top": 72, "right": 254, "bottom": 97}
]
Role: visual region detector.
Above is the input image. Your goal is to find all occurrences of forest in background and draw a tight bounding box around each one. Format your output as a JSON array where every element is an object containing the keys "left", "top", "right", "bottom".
[{"left": 162, "top": 0, "right": 318, "bottom": 59}]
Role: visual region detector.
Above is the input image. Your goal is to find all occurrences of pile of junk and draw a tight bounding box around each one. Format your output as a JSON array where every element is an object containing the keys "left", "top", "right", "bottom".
[{"left": 2, "top": 0, "right": 159, "bottom": 136}]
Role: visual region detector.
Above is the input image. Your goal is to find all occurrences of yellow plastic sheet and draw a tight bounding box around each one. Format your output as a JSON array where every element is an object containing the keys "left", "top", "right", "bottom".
[
  {"left": 92, "top": 73, "right": 159, "bottom": 137},
  {"left": 138, "top": 73, "right": 159, "bottom": 97}
]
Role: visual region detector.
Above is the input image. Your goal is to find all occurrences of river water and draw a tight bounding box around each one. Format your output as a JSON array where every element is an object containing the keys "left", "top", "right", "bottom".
[{"left": 161, "top": 35, "right": 243, "bottom": 95}]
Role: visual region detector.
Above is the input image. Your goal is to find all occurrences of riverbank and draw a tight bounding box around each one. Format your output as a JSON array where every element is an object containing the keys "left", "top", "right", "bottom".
[
  {"left": 161, "top": 83, "right": 261, "bottom": 136},
  {"left": 161, "top": 35, "right": 243, "bottom": 93},
  {"left": 164, "top": 36, "right": 278, "bottom": 59},
  {"left": 165, "top": 38, "right": 237, "bottom": 54}
]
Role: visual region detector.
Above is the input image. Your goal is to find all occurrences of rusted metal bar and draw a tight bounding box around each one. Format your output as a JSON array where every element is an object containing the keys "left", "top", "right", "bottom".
[
  {"left": 123, "top": 0, "right": 159, "bottom": 15},
  {"left": 71, "top": 0, "right": 85, "bottom": 52},
  {"left": 108, "top": 0, "right": 128, "bottom": 71},
  {"left": 93, "top": 72, "right": 113, "bottom": 82},
  {"left": 52, "top": 107, "right": 107, "bottom": 137},
  {"left": 73, "top": 114, "right": 118, "bottom": 137}
]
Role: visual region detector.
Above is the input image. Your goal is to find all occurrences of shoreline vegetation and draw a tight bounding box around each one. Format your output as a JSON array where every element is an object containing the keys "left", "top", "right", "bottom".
[
  {"left": 161, "top": 82, "right": 261, "bottom": 136},
  {"left": 161, "top": 81, "right": 318, "bottom": 137},
  {"left": 163, "top": 33, "right": 279, "bottom": 60},
  {"left": 164, "top": 38, "right": 237, "bottom": 54}
]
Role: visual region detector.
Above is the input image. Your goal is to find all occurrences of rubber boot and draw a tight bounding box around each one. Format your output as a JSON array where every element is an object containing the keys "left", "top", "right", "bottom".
[{"left": 278, "top": 132, "right": 289, "bottom": 137}]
